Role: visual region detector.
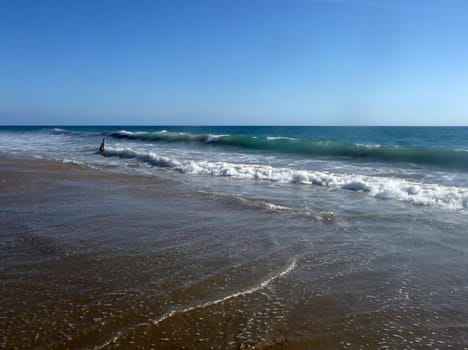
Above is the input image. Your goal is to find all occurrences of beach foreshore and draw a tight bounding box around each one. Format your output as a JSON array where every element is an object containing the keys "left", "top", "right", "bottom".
[
  {"left": 1, "top": 155, "right": 303, "bottom": 349},
  {"left": 1, "top": 155, "right": 468, "bottom": 349},
  {"left": 0, "top": 155, "right": 182, "bottom": 349}
]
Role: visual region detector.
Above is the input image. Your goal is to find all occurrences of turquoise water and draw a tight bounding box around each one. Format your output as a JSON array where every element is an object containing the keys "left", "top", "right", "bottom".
[
  {"left": 4, "top": 125, "right": 468, "bottom": 167},
  {"left": 1, "top": 126, "right": 468, "bottom": 211},
  {"left": 109, "top": 126, "right": 468, "bottom": 171}
]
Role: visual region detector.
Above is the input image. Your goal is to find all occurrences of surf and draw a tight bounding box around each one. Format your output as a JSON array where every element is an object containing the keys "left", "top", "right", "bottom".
[
  {"left": 108, "top": 130, "right": 468, "bottom": 172},
  {"left": 102, "top": 147, "right": 468, "bottom": 211}
]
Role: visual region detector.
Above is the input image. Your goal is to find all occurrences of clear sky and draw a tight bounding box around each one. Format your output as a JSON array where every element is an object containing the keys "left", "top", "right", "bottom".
[{"left": 1, "top": 0, "right": 467, "bottom": 125}]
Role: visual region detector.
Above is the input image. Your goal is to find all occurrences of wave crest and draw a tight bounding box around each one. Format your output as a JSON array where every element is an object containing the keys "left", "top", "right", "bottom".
[
  {"left": 109, "top": 130, "right": 468, "bottom": 171},
  {"left": 102, "top": 147, "right": 468, "bottom": 211}
]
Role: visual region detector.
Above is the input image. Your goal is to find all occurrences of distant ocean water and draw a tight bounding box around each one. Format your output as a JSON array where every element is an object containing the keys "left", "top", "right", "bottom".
[{"left": 1, "top": 126, "right": 468, "bottom": 212}]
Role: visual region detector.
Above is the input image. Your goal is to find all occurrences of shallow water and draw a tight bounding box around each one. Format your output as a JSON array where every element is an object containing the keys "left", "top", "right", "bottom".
[{"left": 1, "top": 157, "right": 468, "bottom": 349}]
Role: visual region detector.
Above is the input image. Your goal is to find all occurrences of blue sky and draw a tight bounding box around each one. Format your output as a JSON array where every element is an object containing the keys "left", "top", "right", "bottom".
[{"left": 1, "top": 0, "right": 467, "bottom": 125}]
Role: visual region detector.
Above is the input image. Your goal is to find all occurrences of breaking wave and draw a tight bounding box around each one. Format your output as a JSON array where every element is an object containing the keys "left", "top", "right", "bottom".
[
  {"left": 109, "top": 130, "right": 468, "bottom": 171},
  {"left": 102, "top": 147, "right": 468, "bottom": 211}
]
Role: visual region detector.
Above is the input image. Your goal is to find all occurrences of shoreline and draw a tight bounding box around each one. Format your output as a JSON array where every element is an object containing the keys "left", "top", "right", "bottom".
[
  {"left": 0, "top": 153, "right": 172, "bottom": 186},
  {"left": 2, "top": 155, "right": 468, "bottom": 349},
  {"left": 1, "top": 155, "right": 304, "bottom": 349}
]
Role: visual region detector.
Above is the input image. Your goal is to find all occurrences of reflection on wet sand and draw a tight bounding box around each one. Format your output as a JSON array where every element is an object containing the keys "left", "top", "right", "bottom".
[{"left": 1, "top": 157, "right": 468, "bottom": 349}]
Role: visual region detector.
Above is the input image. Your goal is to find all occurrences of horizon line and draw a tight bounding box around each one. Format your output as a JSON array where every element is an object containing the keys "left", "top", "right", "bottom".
[{"left": 2, "top": 124, "right": 468, "bottom": 128}]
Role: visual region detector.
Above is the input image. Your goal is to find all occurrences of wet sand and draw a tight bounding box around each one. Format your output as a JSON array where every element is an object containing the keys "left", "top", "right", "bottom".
[{"left": 1, "top": 156, "right": 468, "bottom": 349}]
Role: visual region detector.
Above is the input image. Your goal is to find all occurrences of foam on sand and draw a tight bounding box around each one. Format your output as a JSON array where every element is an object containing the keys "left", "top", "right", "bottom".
[{"left": 93, "top": 259, "right": 297, "bottom": 349}]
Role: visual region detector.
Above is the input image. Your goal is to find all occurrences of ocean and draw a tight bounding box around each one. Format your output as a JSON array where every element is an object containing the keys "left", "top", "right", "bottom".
[
  {"left": 1, "top": 126, "right": 468, "bottom": 349},
  {"left": 2, "top": 126, "right": 468, "bottom": 211}
]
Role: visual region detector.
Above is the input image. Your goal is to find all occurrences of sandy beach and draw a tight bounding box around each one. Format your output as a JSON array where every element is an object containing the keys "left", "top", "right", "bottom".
[
  {"left": 3, "top": 0, "right": 468, "bottom": 347},
  {"left": 2, "top": 155, "right": 468, "bottom": 349},
  {"left": 1, "top": 156, "right": 305, "bottom": 349}
]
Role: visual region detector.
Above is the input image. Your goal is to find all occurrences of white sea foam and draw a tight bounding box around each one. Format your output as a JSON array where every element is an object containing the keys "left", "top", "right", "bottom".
[
  {"left": 92, "top": 331, "right": 123, "bottom": 350},
  {"left": 195, "top": 190, "right": 333, "bottom": 221},
  {"left": 236, "top": 197, "right": 333, "bottom": 221},
  {"left": 266, "top": 136, "right": 297, "bottom": 141},
  {"left": 206, "top": 134, "right": 229, "bottom": 142},
  {"left": 61, "top": 159, "right": 86, "bottom": 166},
  {"left": 355, "top": 143, "right": 382, "bottom": 149},
  {"left": 151, "top": 259, "right": 296, "bottom": 326},
  {"left": 53, "top": 128, "right": 68, "bottom": 133},
  {"left": 114, "top": 130, "right": 146, "bottom": 136},
  {"left": 103, "top": 147, "right": 468, "bottom": 211},
  {"left": 92, "top": 259, "right": 296, "bottom": 349}
]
